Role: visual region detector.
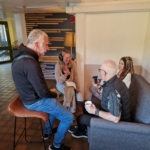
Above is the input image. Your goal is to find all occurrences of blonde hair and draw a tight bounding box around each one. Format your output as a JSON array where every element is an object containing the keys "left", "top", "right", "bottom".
[
  {"left": 27, "top": 29, "right": 48, "bottom": 44},
  {"left": 101, "top": 60, "right": 117, "bottom": 76},
  {"left": 59, "top": 49, "right": 73, "bottom": 71}
]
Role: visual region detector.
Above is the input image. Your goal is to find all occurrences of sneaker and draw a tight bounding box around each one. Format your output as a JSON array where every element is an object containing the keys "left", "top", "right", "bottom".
[
  {"left": 42, "top": 133, "right": 50, "bottom": 140},
  {"left": 42, "top": 127, "right": 57, "bottom": 140},
  {"left": 68, "top": 125, "right": 78, "bottom": 134},
  {"left": 49, "top": 144, "right": 71, "bottom": 150},
  {"left": 71, "top": 130, "right": 87, "bottom": 138}
]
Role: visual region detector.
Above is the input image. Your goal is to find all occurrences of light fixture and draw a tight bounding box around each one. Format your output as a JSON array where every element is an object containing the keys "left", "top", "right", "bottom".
[{"left": 64, "top": 32, "right": 76, "bottom": 58}]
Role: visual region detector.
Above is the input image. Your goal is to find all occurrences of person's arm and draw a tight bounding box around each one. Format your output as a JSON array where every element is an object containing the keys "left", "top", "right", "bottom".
[
  {"left": 85, "top": 90, "right": 122, "bottom": 123},
  {"left": 122, "top": 73, "right": 131, "bottom": 88},
  {"left": 85, "top": 104, "right": 120, "bottom": 123},
  {"left": 25, "top": 59, "right": 57, "bottom": 98},
  {"left": 55, "top": 62, "right": 67, "bottom": 83},
  {"left": 98, "top": 110, "right": 120, "bottom": 123},
  {"left": 71, "top": 61, "right": 80, "bottom": 92}
]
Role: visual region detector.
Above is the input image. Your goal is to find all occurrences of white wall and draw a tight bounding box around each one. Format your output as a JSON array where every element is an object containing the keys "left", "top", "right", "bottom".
[
  {"left": 141, "top": 13, "right": 150, "bottom": 83},
  {"left": 85, "top": 12, "right": 149, "bottom": 66},
  {"left": 14, "top": 13, "right": 27, "bottom": 45},
  {"left": 82, "top": 12, "right": 149, "bottom": 99},
  {"left": 67, "top": 2, "right": 150, "bottom": 99}
]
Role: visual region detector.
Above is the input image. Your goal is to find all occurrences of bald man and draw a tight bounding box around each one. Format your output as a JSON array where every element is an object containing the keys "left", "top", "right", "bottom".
[{"left": 69, "top": 60, "right": 130, "bottom": 138}]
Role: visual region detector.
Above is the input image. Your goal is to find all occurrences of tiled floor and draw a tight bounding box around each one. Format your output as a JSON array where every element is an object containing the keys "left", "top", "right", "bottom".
[{"left": 0, "top": 63, "right": 89, "bottom": 150}]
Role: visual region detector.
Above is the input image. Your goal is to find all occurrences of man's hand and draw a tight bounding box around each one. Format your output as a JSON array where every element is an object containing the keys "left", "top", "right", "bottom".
[
  {"left": 85, "top": 104, "right": 96, "bottom": 114},
  {"left": 92, "top": 82, "right": 101, "bottom": 88}
]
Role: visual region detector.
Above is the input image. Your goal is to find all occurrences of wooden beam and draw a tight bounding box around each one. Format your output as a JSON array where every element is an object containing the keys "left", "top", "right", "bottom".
[
  {"left": 37, "top": 23, "right": 58, "bottom": 25},
  {"left": 25, "top": 17, "right": 67, "bottom": 20},
  {"left": 25, "top": 20, "right": 63, "bottom": 23},
  {"left": 36, "top": 29, "right": 72, "bottom": 31},
  {"left": 49, "top": 47, "right": 64, "bottom": 49},
  {"left": 39, "top": 56, "right": 59, "bottom": 63},
  {"left": 25, "top": 14, "right": 52, "bottom": 16}
]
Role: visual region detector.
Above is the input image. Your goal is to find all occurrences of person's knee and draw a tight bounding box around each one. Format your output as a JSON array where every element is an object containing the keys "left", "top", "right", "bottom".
[
  {"left": 77, "top": 114, "right": 90, "bottom": 125},
  {"left": 77, "top": 114, "right": 84, "bottom": 123}
]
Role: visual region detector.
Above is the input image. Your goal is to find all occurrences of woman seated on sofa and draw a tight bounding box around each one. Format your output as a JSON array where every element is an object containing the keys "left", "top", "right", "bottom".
[
  {"left": 117, "top": 56, "right": 134, "bottom": 88},
  {"left": 55, "top": 49, "right": 79, "bottom": 113},
  {"left": 90, "top": 56, "right": 134, "bottom": 100}
]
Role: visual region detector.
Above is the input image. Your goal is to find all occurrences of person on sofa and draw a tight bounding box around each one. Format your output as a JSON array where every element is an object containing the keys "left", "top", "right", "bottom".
[
  {"left": 55, "top": 50, "right": 80, "bottom": 113},
  {"left": 69, "top": 60, "right": 130, "bottom": 138},
  {"left": 117, "top": 56, "right": 134, "bottom": 88},
  {"left": 90, "top": 56, "right": 134, "bottom": 100}
]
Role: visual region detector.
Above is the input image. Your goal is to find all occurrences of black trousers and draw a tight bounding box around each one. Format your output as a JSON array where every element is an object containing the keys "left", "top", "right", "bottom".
[{"left": 77, "top": 100, "right": 101, "bottom": 132}]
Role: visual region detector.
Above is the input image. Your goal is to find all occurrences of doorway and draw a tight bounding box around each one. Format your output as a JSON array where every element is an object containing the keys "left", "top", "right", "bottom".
[{"left": 0, "top": 21, "right": 11, "bottom": 63}]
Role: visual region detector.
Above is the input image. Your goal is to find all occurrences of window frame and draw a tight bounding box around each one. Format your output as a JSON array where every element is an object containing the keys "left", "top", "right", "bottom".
[{"left": 0, "top": 21, "right": 11, "bottom": 50}]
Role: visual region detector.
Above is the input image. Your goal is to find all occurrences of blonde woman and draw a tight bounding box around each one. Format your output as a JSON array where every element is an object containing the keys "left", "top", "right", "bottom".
[{"left": 55, "top": 50, "right": 79, "bottom": 113}]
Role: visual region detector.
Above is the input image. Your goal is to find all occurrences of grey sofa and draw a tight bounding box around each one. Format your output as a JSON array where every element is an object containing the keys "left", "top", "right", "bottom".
[{"left": 89, "top": 74, "right": 150, "bottom": 150}]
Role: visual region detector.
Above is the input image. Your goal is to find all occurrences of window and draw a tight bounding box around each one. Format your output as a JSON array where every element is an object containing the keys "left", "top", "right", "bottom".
[{"left": 0, "top": 21, "right": 11, "bottom": 63}]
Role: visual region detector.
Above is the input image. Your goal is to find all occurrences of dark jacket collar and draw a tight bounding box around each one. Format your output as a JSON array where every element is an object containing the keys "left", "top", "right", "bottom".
[
  {"left": 102, "top": 75, "right": 118, "bottom": 88},
  {"left": 13, "top": 43, "right": 39, "bottom": 62}
]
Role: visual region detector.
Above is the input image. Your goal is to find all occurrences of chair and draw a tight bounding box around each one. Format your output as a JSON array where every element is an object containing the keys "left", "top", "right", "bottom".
[
  {"left": 7, "top": 95, "right": 50, "bottom": 150},
  {"left": 88, "top": 74, "right": 150, "bottom": 150}
]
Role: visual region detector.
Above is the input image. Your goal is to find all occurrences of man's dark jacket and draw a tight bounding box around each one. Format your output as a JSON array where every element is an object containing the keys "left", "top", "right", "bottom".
[
  {"left": 101, "top": 76, "right": 130, "bottom": 121},
  {"left": 12, "top": 44, "right": 57, "bottom": 105}
]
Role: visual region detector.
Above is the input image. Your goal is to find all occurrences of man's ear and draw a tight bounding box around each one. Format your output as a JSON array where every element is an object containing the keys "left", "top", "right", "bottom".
[{"left": 35, "top": 41, "right": 39, "bottom": 49}]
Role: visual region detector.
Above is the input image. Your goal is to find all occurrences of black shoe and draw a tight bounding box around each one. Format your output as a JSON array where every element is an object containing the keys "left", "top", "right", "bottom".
[
  {"left": 42, "top": 127, "right": 57, "bottom": 140},
  {"left": 71, "top": 130, "right": 87, "bottom": 138},
  {"left": 49, "top": 144, "right": 71, "bottom": 150},
  {"left": 42, "top": 133, "right": 50, "bottom": 140},
  {"left": 68, "top": 125, "right": 78, "bottom": 134}
]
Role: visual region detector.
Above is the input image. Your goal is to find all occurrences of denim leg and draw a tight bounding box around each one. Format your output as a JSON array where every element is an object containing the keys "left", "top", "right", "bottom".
[
  {"left": 56, "top": 83, "right": 66, "bottom": 94},
  {"left": 25, "top": 98, "right": 74, "bottom": 148},
  {"left": 44, "top": 114, "right": 55, "bottom": 134}
]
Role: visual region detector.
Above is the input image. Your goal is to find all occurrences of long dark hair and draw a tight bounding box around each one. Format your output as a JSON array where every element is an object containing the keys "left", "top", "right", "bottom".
[{"left": 119, "top": 56, "right": 134, "bottom": 80}]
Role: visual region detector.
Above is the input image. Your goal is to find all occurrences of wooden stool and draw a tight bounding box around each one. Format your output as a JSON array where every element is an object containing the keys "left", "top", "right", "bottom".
[{"left": 7, "top": 95, "right": 51, "bottom": 150}]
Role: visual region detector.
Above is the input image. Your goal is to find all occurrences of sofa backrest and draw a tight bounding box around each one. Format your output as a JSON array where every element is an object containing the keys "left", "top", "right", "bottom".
[{"left": 129, "top": 74, "right": 150, "bottom": 124}]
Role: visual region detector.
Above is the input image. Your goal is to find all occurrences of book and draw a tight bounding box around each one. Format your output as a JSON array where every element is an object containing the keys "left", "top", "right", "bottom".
[{"left": 66, "top": 81, "right": 76, "bottom": 89}]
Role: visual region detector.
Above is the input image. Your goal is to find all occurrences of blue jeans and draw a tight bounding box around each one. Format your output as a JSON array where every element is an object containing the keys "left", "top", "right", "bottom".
[
  {"left": 56, "top": 83, "right": 66, "bottom": 94},
  {"left": 25, "top": 98, "right": 74, "bottom": 148}
]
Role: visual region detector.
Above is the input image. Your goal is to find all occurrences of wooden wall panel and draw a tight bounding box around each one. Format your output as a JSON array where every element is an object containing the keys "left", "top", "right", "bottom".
[
  {"left": 25, "top": 13, "right": 75, "bottom": 79},
  {"left": 25, "top": 13, "right": 75, "bottom": 59}
]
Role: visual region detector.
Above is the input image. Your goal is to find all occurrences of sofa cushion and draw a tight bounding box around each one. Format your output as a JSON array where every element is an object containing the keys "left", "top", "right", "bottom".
[{"left": 129, "top": 74, "right": 150, "bottom": 124}]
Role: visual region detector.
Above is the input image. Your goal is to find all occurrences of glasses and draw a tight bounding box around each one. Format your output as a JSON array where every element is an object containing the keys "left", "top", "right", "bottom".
[{"left": 98, "top": 68, "right": 107, "bottom": 74}]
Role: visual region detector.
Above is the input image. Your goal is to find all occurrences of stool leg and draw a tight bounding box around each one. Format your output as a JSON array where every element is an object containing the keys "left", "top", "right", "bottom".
[
  {"left": 40, "top": 119, "right": 46, "bottom": 150},
  {"left": 48, "top": 120, "right": 52, "bottom": 132},
  {"left": 48, "top": 120, "right": 54, "bottom": 139},
  {"left": 24, "top": 117, "right": 30, "bottom": 143},
  {"left": 13, "top": 117, "right": 17, "bottom": 150}
]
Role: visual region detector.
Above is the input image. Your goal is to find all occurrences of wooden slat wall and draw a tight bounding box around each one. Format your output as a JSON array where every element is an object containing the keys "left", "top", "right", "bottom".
[
  {"left": 25, "top": 13, "right": 75, "bottom": 53},
  {"left": 25, "top": 13, "right": 75, "bottom": 79}
]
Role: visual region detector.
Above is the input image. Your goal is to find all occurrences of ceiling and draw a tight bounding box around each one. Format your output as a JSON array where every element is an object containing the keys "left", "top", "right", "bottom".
[{"left": 0, "top": 0, "right": 150, "bottom": 18}]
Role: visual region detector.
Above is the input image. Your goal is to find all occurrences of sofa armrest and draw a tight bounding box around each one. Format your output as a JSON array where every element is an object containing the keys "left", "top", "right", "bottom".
[{"left": 89, "top": 118, "right": 150, "bottom": 150}]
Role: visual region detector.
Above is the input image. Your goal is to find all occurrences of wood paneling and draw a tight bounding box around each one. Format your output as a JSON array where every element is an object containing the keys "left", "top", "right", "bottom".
[{"left": 25, "top": 13, "right": 75, "bottom": 79}]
